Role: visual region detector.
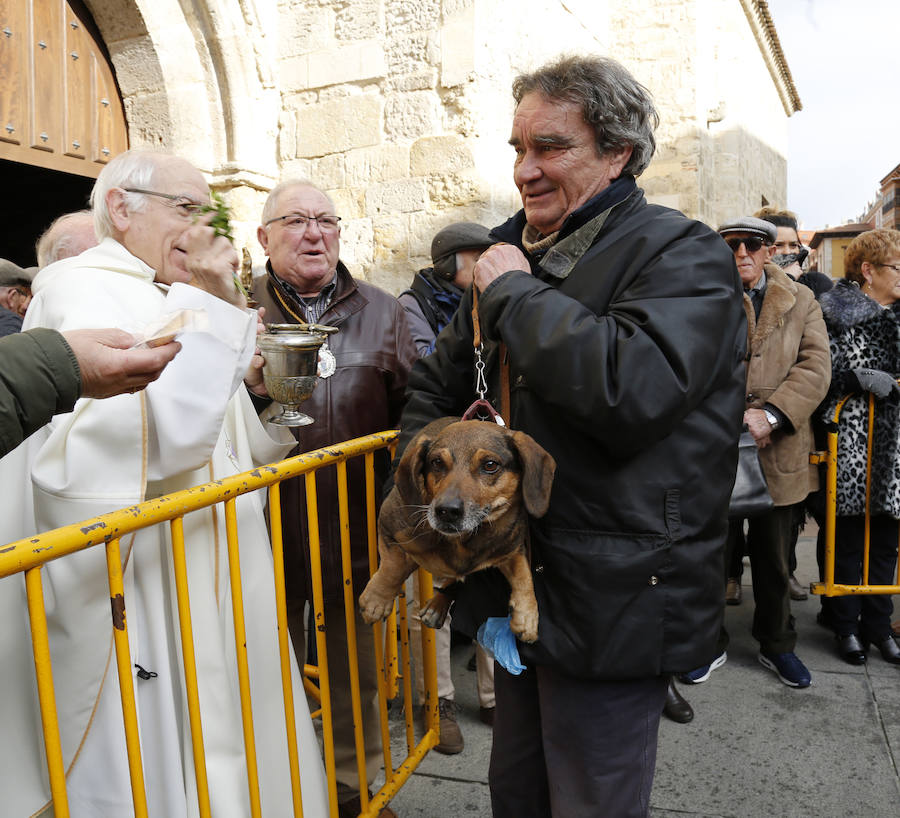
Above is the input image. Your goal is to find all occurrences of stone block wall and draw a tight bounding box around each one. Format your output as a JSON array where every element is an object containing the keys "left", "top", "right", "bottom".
[{"left": 90, "top": 0, "right": 793, "bottom": 294}]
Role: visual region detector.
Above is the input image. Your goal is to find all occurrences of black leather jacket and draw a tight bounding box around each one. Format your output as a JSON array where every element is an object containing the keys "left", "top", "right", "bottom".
[
  {"left": 398, "top": 187, "right": 746, "bottom": 679},
  {"left": 253, "top": 262, "right": 418, "bottom": 603}
]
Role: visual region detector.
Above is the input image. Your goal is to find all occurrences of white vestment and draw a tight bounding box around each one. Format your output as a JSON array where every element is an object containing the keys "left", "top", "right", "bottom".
[{"left": 0, "top": 239, "right": 329, "bottom": 817}]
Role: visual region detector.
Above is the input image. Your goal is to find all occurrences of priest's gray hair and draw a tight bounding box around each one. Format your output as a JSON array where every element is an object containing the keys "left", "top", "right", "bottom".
[
  {"left": 261, "top": 179, "right": 336, "bottom": 226},
  {"left": 90, "top": 149, "right": 166, "bottom": 240},
  {"left": 512, "top": 54, "right": 659, "bottom": 177}
]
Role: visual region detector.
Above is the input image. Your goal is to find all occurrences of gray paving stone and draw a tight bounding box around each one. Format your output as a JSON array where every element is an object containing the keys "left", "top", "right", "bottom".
[{"left": 382, "top": 528, "right": 900, "bottom": 817}]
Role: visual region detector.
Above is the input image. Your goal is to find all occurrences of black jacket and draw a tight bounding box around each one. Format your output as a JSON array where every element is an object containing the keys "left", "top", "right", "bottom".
[{"left": 397, "top": 187, "right": 746, "bottom": 679}]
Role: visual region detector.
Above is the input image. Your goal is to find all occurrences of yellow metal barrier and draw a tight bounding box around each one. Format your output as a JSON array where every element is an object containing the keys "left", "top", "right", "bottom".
[
  {"left": 0, "top": 431, "right": 440, "bottom": 818},
  {"left": 811, "top": 391, "right": 900, "bottom": 597}
]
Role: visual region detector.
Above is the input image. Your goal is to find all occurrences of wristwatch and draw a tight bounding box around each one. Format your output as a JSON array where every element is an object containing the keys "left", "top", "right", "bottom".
[{"left": 763, "top": 408, "right": 779, "bottom": 430}]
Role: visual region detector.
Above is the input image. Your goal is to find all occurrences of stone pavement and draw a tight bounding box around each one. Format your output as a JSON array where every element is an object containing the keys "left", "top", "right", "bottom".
[{"left": 382, "top": 525, "right": 900, "bottom": 817}]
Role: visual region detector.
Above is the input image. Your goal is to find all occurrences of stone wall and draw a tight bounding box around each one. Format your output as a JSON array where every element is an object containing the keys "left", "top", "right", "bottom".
[{"left": 84, "top": 0, "right": 794, "bottom": 293}]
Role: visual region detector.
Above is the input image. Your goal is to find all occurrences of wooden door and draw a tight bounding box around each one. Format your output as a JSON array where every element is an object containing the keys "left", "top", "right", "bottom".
[{"left": 0, "top": 0, "right": 128, "bottom": 178}]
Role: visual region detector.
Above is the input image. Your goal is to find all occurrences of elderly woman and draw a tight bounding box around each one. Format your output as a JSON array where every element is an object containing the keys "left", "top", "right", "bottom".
[{"left": 817, "top": 228, "right": 900, "bottom": 665}]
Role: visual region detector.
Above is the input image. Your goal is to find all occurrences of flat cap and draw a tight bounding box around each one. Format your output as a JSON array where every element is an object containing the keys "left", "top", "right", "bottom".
[
  {"left": 0, "top": 258, "right": 36, "bottom": 287},
  {"left": 431, "top": 222, "right": 493, "bottom": 265},
  {"left": 717, "top": 217, "right": 777, "bottom": 243}
]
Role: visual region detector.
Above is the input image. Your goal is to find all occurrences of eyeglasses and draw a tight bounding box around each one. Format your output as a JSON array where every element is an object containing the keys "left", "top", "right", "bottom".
[
  {"left": 723, "top": 236, "right": 768, "bottom": 254},
  {"left": 879, "top": 263, "right": 900, "bottom": 273},
  {"left": 123, "top": 188, "right": 207, "bottom": 218},
  {"left": 264, "top": 212, "right": 341, "bottom": 233}
]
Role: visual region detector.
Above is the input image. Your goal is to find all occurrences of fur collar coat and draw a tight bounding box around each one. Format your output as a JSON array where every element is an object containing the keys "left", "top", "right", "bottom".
[{"left": 819, "top": 279, "right": 900, "bottom": 517}]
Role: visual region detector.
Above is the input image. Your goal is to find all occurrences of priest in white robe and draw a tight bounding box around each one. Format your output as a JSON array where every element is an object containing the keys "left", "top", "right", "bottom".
[{"left": 0, "top": 150, "right": 329, "bottom": 817}]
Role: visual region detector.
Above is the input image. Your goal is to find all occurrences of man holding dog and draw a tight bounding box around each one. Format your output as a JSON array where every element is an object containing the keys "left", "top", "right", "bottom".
[
  {"left": 395, "top": 55, "right": 746, "bottom": 817},
  {"left": 253, "top": 180, "right": 417, "bottom": 818}
]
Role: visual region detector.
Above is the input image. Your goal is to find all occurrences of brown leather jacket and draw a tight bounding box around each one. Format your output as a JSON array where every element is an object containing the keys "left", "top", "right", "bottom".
[{"left": 252, "top": 262, "right": 417, "bottom": 604}]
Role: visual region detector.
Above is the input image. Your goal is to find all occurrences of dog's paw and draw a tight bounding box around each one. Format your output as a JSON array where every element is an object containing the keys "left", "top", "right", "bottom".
[
  {"left": 358, "top": 584, "right": 396, "bottom": 624},
  {"left": 419, "top": 593, "right": 452, "bottom": 629},
  {"left": 509, "top": 605, "right": 539, "bottom": 644}
]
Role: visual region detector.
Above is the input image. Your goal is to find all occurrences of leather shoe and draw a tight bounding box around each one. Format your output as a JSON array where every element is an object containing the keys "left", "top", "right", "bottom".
[
  {"left": 837, "top": 633, "right": 866, "bottom": 665},
  {"left": 789, "top": 574, "right": 808, "bottom": 601},
  {"left": 663, "top": 678, "right": 694, "bottom": 723},
  {"left": 725, "top": 577, "right": 742, "bottom": 606},
  {"left": 868, "top": 635, "right": 900, "bottom": 665},
  {"left": 478, "top": 706, "right": 495, "bottom": 726}
]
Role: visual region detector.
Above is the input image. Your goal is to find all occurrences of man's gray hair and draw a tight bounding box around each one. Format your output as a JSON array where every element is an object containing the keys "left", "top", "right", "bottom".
[
  {"left": 512, "top": 54, "right": 659, "bottom": 177},
  {"left": 261, "top": 179, "right": 335, "bottom": 226},
  {"left": 35, "top": 210, "right": 95, "bottom": 267},
  {"left": 90, "top": 149, "right": 167, "bottom": 240}
]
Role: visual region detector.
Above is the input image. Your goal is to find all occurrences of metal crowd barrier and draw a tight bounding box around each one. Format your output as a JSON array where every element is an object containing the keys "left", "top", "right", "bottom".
[
  {"left": 811, "top": 390, "right": 900, "bottom": 597},
  {"left": 0, "top": 431, "right": 440, "bottom": 818}
]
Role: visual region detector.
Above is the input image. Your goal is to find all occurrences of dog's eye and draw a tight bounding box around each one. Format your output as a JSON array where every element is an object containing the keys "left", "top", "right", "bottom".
[
  {"left": 429, "top": 456, "right": 445, "bottom": 471},
  {"left": 481, "top": 459, "right": 501, "bottom": 474}
]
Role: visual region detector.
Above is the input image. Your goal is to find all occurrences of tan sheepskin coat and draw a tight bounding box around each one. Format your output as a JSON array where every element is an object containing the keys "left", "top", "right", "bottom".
[{"left": 742, "top": 262, "right": 831, "bottom": 506}]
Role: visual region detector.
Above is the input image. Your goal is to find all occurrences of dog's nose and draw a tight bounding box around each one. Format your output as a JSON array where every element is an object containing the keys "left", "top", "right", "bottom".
[{"left": 434, "top": 498, "right": 464, "bottom": 526}]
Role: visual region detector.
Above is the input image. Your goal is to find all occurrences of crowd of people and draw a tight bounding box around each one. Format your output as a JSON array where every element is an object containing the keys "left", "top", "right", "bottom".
[{"left": 0, "top": 51, "right": 898, "bottom": 818}]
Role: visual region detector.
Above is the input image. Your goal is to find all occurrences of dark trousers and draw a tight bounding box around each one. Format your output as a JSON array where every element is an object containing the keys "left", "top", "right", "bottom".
[
  {"left": 821, "top": 515, "right": 898, "bottom": 641},
  {"left": 719, "top": 507, "right": 796, "bottom": 655},
  {"left": 489, "top": 664, "right": 667, "bottom": 818}
]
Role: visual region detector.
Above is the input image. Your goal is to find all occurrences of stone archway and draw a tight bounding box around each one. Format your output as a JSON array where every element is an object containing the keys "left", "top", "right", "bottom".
[{"left": 84, "top": 0, "right": 282, "bottom": 248}]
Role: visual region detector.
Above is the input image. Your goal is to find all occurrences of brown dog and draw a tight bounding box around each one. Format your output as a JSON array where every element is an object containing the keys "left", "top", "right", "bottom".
[{"left": 358, "top": 417, "right": 555, "bottom": 643}]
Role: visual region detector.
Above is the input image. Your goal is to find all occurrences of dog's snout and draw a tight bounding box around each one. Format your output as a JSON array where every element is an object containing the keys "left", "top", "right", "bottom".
[{"left": 434, "top": 498, "right": 464, "bottom": 526}]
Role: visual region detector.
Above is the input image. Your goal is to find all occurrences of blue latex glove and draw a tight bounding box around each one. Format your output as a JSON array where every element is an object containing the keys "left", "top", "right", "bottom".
[{"left": 476, "top": 616, "right": 526, "bottom": 675}]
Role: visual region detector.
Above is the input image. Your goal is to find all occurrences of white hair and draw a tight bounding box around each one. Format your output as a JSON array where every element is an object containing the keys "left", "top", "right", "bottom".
[
  {"left": 35, "top": 210, "right": 97, "bottom": 267},
  {"left": 90, "top": 149, "right": 172, "bottom": 240},
  {"left": 261, "top": 179, "right": 335, "bottom": 226}
]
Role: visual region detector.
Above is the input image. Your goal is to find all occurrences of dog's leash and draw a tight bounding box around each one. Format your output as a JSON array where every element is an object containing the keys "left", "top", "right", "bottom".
[
  {"left": 463, "top": 285, "right": 532, "bottom": 571},
  {"left": 462, "top": 285, "right": 510, "bottom": 425}
]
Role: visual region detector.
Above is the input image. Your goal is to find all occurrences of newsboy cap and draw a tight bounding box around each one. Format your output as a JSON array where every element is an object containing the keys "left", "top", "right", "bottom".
[
  {"left": 717, "top": 217, "right": 777, "bottom": 244},
  {"left": 0, "top": 258, "right": 36, "bottom": 287},
  {"left": 430, "top": 222, "right": 493, "bottom": 266}
]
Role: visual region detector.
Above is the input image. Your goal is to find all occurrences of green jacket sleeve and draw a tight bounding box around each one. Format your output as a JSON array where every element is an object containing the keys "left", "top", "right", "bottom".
[{"left": 0, "top": 328, "right": 82, "bottom": 457}]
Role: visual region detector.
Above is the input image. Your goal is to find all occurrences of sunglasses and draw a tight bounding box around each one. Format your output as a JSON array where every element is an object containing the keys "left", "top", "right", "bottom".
[{"left": 724, "top": 236, "right": 768, "bottom": 254}]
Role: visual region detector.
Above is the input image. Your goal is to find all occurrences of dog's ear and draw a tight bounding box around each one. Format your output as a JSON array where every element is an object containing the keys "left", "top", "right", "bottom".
[
  {"left": 395, "top": 431, "right": 430, "bottom": 506},
  {"left": 510, "top": 430, "right": 556, "bottom": 517},
  {"left": 394, "top": 417, "right": 460, "bottom": 505}
]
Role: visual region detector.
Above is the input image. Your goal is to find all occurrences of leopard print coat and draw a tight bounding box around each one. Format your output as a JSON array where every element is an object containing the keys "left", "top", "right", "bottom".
[{"left": 819, "top": 280, "right": 900, "bottom": 517}]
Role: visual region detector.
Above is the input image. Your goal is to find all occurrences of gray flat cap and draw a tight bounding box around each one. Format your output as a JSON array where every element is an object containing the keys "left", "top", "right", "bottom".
[
  {"left": 717, "top": 217, "right": 777, "bottom": 243},
  {"left": 0, "top": 258, "right": 36, "bottom": 287},
  {"left": 431, "top": 222, "right": 493, "bottom": 265}
]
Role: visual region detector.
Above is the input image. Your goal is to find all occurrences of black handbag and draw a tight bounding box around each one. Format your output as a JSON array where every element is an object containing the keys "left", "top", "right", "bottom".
[{"left": 729, "top": 429, "right": 774, "bottom": 517}]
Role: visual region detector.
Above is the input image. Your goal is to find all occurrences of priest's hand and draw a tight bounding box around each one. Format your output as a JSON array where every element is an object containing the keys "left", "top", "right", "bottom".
[
  {"left": 62, "top": 328, "right": 181, "bottom": 399},
  {"left": 244, "top": 307, "right": 269, "bottom": 397},
  {"left": 181, "top": 215, "right": 246, "bottom": 308}
]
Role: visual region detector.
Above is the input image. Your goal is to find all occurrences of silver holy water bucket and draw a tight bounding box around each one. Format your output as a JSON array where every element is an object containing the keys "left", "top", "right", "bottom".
[{"left": 257, "top": 323, "right": 338, "bottom": 427}]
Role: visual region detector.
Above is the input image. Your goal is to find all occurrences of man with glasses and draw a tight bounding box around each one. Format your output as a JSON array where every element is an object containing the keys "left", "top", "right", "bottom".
[
  {"left": 0, "top": 150, "right": 329, "bottom": 816},
  {"left": 253, "top": 180, "right": 416, "bottom": 818},
  {"left": 0, "top": 258, "right": 37, "bottom": 336},
  {"left": 680, "top": 216, "right": 831, "bottom": 690}
]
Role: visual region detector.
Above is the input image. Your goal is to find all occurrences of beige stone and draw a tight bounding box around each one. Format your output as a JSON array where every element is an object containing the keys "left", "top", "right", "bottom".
[
  {"left": 366, "top": 179, "right": 428, "bottom": 215},
  {"left": 410, "top": 135, "right": 474, "bottom": 176},
  {"left": 335, "top": 0, "right": 384, "bottom": 41},
  {"left": 384, "top": 92, "right": 440, "bottom": 142},
  {"left": 345, "top": 145, "right": 410, "bottom": 187},
  {"left": 296, "top": 95, "right": 383, "bottom": 157},
  {"left": 440, "top": 4, "right": 476, "bottom": 87},
  {"left": 306, "top": 41, "right": 387, "bottom": 89}
]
